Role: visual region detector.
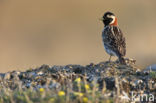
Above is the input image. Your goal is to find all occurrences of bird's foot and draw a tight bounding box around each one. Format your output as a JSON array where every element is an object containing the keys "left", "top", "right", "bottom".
[
  {"left": 116, "top": 58, "right": 136, "bottom": 65},
  {"left": 125, "top": 58, "right": 136, "bottom": 65}
]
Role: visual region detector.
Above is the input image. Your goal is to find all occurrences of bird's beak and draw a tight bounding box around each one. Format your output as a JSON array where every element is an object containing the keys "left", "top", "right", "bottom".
[{"left": 99, "top": 17, "right": 104, "bottom": 21}]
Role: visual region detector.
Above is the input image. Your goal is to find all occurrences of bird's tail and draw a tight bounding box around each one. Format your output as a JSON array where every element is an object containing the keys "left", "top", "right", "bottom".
[{"left": 119, "top": 56, "right": 126, "bottom": 65}]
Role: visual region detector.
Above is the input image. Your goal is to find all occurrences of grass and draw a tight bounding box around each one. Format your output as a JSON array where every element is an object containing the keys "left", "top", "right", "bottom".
[
  {"left": 0, "top": 77, "right": 114, "bottom": 103},
  {"left": 0, "top": 62, "right": 152, "bottom": 103},
  {"left": 149, "top": 72, "right": 156, "bottom": 79}
]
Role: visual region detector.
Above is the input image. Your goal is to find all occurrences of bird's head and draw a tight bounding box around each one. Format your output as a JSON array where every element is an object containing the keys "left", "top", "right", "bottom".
[{"left": 100, "top": 12, "right": 117, "bottom": 26}]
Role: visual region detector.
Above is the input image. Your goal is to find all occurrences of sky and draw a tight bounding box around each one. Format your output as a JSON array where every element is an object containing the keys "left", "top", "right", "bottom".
[{"left": 0, "top": 0, "right": 156, "bottom": 72}]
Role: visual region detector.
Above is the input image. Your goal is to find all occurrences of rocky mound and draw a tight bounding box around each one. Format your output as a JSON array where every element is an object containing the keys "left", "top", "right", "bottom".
[{"left": 0, "top": 61, "right": 155, "bottom": 103}]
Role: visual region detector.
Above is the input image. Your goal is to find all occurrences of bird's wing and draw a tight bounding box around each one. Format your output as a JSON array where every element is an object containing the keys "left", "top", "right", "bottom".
[{"left": 102, "top": 26, "right": 126, "bottom": 57}]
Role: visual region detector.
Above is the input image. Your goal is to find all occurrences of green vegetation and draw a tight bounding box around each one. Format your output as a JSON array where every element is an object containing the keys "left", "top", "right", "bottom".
[
  {"left": 0, "top": 77, "right": 113, "bottom": 103},
  {"left": 0, "top": 61, "right": 155, "bottom": 103},
  {"left": 150, "top": 72, "right": 156, "bottom": 79}
]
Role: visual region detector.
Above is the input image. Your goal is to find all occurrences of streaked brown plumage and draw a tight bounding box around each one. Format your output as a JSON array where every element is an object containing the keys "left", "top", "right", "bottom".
[{"left": 101, "top": 12, "right": 126, "bottom": 64}]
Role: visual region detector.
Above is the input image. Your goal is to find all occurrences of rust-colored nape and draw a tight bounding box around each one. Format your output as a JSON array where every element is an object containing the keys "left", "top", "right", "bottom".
[{"left": 110, "top": 17, "right": 118, "bottom": 26}]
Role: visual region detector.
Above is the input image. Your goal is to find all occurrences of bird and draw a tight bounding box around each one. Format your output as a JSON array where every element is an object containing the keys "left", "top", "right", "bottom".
[{"left": 100, "top": 12, "right": 126, "bottom": 64}]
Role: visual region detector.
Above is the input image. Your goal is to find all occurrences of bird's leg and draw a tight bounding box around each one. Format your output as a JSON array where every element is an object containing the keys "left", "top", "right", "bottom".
[{"left": 109, "top": 55, "right": 112, "bottom": 62}]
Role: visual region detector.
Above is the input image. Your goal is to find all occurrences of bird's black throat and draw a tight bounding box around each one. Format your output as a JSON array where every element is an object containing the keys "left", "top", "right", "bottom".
[{"left": 103, "top": 18, "right": 113, "bottom": 26}]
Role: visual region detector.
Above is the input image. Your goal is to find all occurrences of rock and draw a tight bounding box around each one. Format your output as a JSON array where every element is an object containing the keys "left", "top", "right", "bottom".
[
  {"left": 144, "top": 64, "right": 156, "bottom": 72},
  {"left": 0, "top": 73, "right": 5, "bottom": 80},
  {"left": 4, "top": 72, "right": 11, "bottom": 80},
  {"left": 11, "top": 71, "right": 20, "bottom": 80},
  {"left": 27, "top": 72, "right": 37, "bottom": 78},
  {"left": 0, "top": 61, "right": 155, "bottom": 102}
]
